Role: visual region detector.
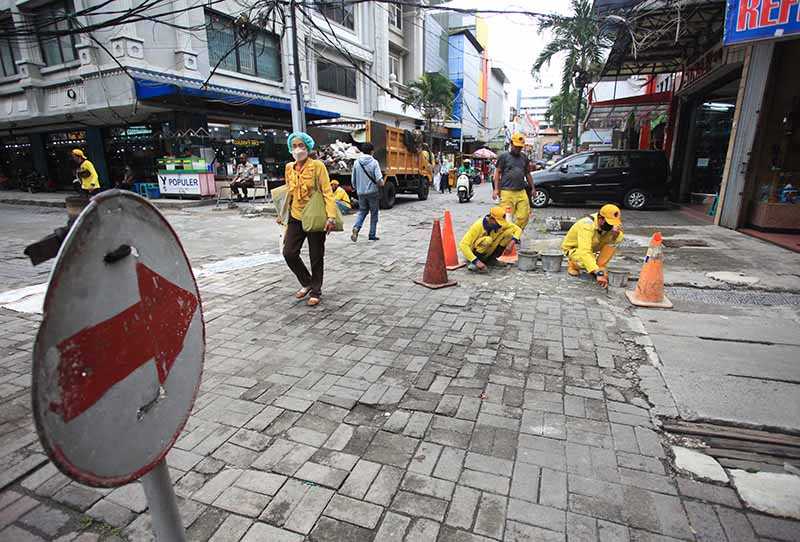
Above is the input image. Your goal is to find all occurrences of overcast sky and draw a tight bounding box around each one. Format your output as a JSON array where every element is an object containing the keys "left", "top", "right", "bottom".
[{"left": 440, "top": 0, "right": 573, "bottom": 100}]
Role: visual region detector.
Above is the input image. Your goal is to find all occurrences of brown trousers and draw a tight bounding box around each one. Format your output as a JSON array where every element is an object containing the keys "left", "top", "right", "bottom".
[{"left": 283, "top": 216, "right": 326, "bottom": 297}]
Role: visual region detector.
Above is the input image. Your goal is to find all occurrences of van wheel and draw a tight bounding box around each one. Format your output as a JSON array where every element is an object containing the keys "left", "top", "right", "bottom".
[
  {"left": 417, "top": 179, "right": 429, "bottom": 201},
  {"left": 380, "top": 182, "right": 396, "bottom": 209},
  {"left": 624, "top": 189, "right": 648, "bottom": 210},
  {"left": 532, "top": 188, "right": 550, "bottom": 208}
]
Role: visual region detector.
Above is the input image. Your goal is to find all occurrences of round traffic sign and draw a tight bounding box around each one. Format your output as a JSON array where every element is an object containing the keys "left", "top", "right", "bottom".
[{"left": 32, "top": 190, "right": 205, "bottom": 487}]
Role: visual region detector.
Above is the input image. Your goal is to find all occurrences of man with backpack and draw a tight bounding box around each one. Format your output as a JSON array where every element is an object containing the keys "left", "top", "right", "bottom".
[{"left": 350, "top": 142, "right": 384, "bottom": 242}]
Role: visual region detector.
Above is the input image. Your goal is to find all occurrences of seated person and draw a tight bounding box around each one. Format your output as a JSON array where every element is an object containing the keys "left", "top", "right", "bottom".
[
  {"left": 561, "top": 204, "right": 624, "bottom": 288},
  {"left": 460, "top": 206, "right": 522, "bottom": 272},
  {"left": 458, "top": 159, "right": 476, "bottom": 177},
  {"left": 331, "top": 179, "right": 352, "bottom": 214},
  {"left": 230, "top": 153, "right": 256, "bottom": 200}
]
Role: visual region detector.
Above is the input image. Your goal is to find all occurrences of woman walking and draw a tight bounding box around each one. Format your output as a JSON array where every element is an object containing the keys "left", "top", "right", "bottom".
[{"left": 281, "top": 132, "right": 337, "bottom": 306}]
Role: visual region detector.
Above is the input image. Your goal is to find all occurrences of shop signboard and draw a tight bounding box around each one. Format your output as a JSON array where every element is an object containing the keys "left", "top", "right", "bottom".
[
  {"left": 724, "top": 0, "right": 800, "bottom": 45},
  {"left": 543, "top": 143, "right": 561, "bottom": 154},
  {"left": 158, "top": 172, "right": 202, "bottom": 195}
]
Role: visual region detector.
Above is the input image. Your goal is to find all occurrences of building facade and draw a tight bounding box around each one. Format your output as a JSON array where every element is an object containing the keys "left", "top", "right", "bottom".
[{"left": 0, "top": 0, "right": 425, "bottom": 189}]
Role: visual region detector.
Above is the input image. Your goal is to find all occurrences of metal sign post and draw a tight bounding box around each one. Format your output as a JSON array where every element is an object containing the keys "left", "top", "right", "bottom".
[{"left": 32, "top": 190, "right": 204, "bottom": 541}]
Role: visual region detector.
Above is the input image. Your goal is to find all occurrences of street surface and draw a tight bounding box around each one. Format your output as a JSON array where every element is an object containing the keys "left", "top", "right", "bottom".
[{"left": 1, "top": 183, "right": 799, "bottom": 541}]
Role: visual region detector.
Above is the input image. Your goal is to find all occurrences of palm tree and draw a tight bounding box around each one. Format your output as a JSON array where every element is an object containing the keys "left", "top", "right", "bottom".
[
  {"left": 544, "top": 90, "right": 588, "bottom": 134},
  {"left": 532, "top": 0, "right": 610, "bottom": 152},
  {"left": 406, "top": 72, "right": 454, "bottom": 148}
]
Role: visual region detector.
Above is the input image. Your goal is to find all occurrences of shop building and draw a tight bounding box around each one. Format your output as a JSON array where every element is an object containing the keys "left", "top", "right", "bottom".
[
  {"left": 0, "top": 0, "right": 427, "bottom": 193},
  {"left": 598, "top": 0, "right": 800, "bottom": 249}
]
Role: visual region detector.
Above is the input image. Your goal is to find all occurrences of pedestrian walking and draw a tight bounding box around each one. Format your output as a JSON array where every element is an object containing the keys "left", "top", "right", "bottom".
[
  {"left": 71, "top": 149, "right": 101, "bottom": 195},
  {"left": 280, "top": 132, "right": 337, "bottom": 306},
  {"left": 493, "top": 132, "right": 533, "bottom": 230},
  {"left": 350, "top": 142, "right": 384, "bottom": 242}
]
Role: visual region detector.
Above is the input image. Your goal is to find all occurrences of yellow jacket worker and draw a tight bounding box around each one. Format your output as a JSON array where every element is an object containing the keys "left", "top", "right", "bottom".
[
  {"left": 493, "top": 132, "right": 533, "bottom": 230},
  {"left": 330, "top": 179, "right": 352, "bottom": 214},
  {"left": 71, "top": 149, "right": 100, "bottom": 192},
  {"left": 460, "top": 206, "right": 522, "bottom": 272},
  {"left": 561, "top": 204, "right": 624, "bottom": 288}
]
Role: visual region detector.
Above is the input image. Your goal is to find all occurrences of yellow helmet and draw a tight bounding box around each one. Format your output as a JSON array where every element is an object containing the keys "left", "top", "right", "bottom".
[
  {"left": 511, "top": 132, "right": 525, "bottom": 147},
  {"left": 330, "top": 179, "right": 340, "bottom": 187},
  {"left": 489, "top": 206, "right": 509, "bottom": 226},
  {"left": 599, "top": 204, "right": 622, "bottom": 226}
]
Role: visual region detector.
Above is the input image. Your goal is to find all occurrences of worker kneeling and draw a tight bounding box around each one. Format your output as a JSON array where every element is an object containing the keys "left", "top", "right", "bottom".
[
  {"left": 460, "top": 206, "right": 522, "bottom": 272},
  {"left": 561, "top": 204, "right": 624, "bottom": 288}
]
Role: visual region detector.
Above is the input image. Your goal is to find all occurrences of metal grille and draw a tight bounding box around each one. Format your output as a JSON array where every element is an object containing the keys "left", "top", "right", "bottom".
[{"left": 665, "top": 287, "right": 800, "bottom": 306}]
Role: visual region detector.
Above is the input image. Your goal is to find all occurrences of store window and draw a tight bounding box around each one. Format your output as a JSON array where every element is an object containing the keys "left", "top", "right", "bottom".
[
  {"left": 0, "top": 17, "right": 18, "bottom": 77},
  {"left": 205, "top": 10, "right": 282, "bottom": 81},
  {"left": 390, "top": 4, "right": 403, "bottom": 30},
  {"left": 317, "top": 58, "right": 357, "bottom": 99},
  {"left": 207, "top": 120, "right": 289, "bottom": 180},
  {"left": 34, "top": 0, "right": 78, "bottom": 66},
  {"left": 105, "top": 125, "right": 164, "bottom": 185},
  {"left": 46, "top": 130, "right": 86, "bottom": 188},
  {"left": 316, "top": 1, "right": 355, "bottom": 30},
  {"left": 0, "top": 136, "right": 33, "bottom": 181}
]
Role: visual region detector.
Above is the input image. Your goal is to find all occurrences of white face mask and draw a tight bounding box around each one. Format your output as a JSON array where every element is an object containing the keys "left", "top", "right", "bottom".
[{"left": 291, "top": 148, "right": 308, "bottom": 161}]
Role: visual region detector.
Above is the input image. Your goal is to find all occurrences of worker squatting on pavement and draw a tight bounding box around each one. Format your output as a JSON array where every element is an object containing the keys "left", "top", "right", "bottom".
[
  {"left": 561, "top": 203, "right": 624, "bottom": 288},
  {"left": 460, "top": 206, "right": 522, "bottom": 272},
  {"left": 493, "top": 132, "right": 533, "bottom": 231}
]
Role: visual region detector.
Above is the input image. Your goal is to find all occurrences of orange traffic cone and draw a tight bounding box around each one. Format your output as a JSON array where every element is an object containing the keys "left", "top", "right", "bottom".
[
  {"left": 625, "top": 232, "right": 673, "bottom": 308},
  {"left": 414, "top": 219, "right": 458, "bottom": 289},
  {"left": 497, "top": 206, "right": 518, "bottom": 264},
  {"left": 498, "top": 239, "right": 518, "bottom": 264},
  {"left": 441, "top": 210, "right": 465, "bottom": 270}
]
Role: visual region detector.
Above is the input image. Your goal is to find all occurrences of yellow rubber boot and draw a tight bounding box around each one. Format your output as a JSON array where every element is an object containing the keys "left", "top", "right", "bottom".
[
  {"left": 597, "top": 245, "right": 617, "bottom": 271},
  {"left": 567, "top": 258, "right": 580, "bottom": 276}
]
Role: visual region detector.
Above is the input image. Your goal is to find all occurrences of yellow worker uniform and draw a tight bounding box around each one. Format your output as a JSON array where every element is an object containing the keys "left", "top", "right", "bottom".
[
  {"left": 460, "top": 216, "right": 522, "bottom": 264},
  {"left": 499, "top": 189, "right": 530, "bottom": 231},
  {"left": 284, "top": 159, "right": 337, "bottom": 220},
  {"left": 77, "top": 159, "right": 100, "bottom": 190},
  {"left": 333, "top": 186, "right": 351, "bottom": 209},
  {"left": 561, "top": 213, "right": 624, "bottom": 274}
]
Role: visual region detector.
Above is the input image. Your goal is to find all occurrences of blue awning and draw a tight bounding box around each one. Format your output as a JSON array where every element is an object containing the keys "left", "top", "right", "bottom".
[{"left": 132, "top": 71, "right": 339, "bottom": 120}]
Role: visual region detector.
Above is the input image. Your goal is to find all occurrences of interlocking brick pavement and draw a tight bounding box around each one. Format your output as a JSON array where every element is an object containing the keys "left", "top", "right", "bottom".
[{"left": 1, "top": 192, "right": 799, "bottom": 541}]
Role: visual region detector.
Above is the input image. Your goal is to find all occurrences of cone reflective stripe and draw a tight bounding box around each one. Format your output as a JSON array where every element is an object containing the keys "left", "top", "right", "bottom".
[
  {"left": 442, "top": 210, "right": 465, "bottom": 270},
  {"left": 414, "top": 219, "right": 457, "bottom": 289},
  {"left": 497, "top": 239, "right": 518, "bottom": 264},
  {"left": 625, "top": 232, "right": 672, "bottom": 309}
]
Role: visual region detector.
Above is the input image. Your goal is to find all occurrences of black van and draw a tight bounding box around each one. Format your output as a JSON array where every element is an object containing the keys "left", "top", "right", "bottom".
[{"left": 531, "top": 150, "right": 670, "bottom": 210}]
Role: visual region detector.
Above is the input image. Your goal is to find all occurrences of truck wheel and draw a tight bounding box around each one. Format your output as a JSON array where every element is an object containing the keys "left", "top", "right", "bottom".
[
  {"left": 417, "top": 179, "right": 429, "bottom": 201},
  {"left": 380, "top": 182, "right": 396, "bottom": 209}
]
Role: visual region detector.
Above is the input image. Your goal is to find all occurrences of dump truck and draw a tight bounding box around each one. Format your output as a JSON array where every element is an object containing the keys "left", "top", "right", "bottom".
[{"left": 308, "top": 120, "right": 432, "bottom": 209}]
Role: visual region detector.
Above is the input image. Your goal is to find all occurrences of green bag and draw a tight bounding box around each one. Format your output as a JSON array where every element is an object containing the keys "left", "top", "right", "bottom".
[{"left": 301, "top": 170, "right": 344, "bottom": 232}]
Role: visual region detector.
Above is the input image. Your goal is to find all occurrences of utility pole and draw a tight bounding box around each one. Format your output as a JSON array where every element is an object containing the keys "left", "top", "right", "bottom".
[{"left": 289, "top": 0, "right": 306, "bottom": 133}]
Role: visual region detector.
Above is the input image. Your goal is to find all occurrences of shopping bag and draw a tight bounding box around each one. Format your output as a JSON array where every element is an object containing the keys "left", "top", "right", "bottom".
[
  {"left": 271, "top": 184, "right": 289, "bottom": 225},
  {"left": 301, "top": 189, "right": 327, "bottom": 232}
]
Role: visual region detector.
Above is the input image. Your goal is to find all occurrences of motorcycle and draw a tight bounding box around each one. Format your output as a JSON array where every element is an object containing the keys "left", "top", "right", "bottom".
[
  {"left": 456, "top": 174, "right": 473, "bottom": 203},
  {"left": 24, "top": 172, "right": 49, "bottom": 193}
]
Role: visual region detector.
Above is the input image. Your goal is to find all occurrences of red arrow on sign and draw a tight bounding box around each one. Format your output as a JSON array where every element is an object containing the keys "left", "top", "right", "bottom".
[{"left": 50, "top": 262, "right": 198, "bottom": 422}]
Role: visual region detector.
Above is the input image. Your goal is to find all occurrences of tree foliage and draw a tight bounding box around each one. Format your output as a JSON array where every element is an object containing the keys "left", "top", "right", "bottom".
[
  {"left": 544, "top": 91, "right": 588, "bottom": 131},
  {"left": 406, "top": 72, "right": 454, "bottom": 134}
]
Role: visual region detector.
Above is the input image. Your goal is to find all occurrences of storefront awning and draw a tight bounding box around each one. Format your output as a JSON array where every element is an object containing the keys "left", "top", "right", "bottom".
[
  {"left": 584, "top": 91, "right": 672, "bottom": 129},
  {"left": 131, "top": 70, "right": 339, "bottom": 121},
  {"left": 599, "top": 0, "right": 727, "bottom": 77}
]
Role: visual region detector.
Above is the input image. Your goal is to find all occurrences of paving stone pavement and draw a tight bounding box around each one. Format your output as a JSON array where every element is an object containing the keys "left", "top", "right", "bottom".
[{"left": 1, "top": 188, "right": 799, "bottom": 541}]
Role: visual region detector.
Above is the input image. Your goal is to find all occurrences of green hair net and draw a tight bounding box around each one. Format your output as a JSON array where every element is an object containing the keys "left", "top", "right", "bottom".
[{"left": 287, "top": 132, "right": 315, "bottom": 153}]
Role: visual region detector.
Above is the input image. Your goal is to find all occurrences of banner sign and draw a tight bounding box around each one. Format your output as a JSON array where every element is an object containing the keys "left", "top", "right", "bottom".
[
  {"left": 724, "top": 0, "right": 800, "bottom": 45},
  {"left": 543, "top": 143, "right": 561, "bottom": 154},
  {"left": 158, "top": 173, "right": 201, "bottom": 195}
]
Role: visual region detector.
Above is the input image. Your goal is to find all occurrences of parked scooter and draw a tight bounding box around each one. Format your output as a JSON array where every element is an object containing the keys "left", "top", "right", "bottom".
[
  {"left": 24, "top": 172, "right": 49, "bottom": 193},
  {"left": 456, "top": 174, "right": 473, "bottom": 203}
]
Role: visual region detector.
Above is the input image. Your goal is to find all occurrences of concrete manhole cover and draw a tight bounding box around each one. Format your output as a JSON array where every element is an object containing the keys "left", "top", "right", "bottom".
[{"left": 706, "top": 271, "right": 760, "bottom": 286}]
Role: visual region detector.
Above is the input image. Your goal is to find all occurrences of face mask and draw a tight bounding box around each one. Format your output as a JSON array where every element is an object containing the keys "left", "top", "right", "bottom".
[
  {"left": 600, "top": 221, "right": 614, "bottom": 232},
  {"left": 484, "top": 217, "right": 500, "bottom": 232},
  {"left": 291, "top": 148, "right": 308, "bottom": 161}
]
